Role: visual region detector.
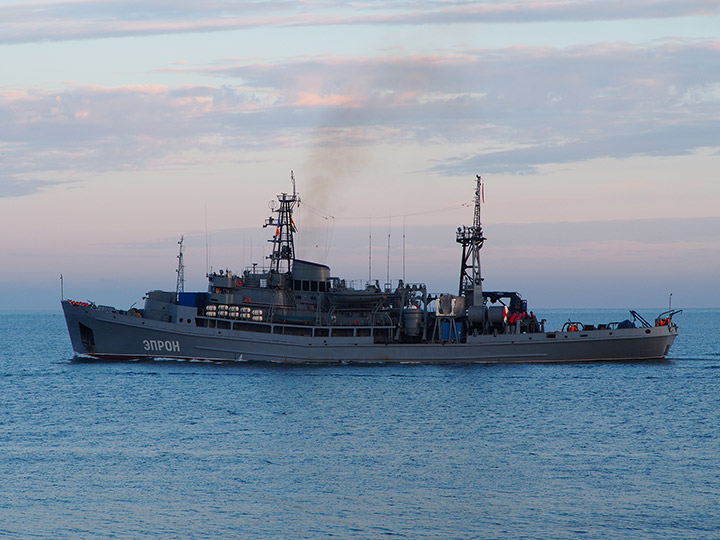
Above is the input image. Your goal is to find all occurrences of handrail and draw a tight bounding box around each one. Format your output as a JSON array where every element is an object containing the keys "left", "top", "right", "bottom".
[{"left": 630, "top": 310, "right": 652, "bottom": 328}]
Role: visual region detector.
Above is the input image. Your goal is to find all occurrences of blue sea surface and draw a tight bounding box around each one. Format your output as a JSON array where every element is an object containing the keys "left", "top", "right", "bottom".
[{"left": 1, "top": 309, "right": 719, "bottom": 539}]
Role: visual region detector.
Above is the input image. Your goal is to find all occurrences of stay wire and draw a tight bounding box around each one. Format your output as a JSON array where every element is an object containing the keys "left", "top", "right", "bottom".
[{"left": 298, "top": 201, "right": 470, "bottom": 222}]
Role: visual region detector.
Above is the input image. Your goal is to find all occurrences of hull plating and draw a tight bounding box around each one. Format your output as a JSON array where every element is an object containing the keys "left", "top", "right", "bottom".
[{"left": 62, "top": 302, "right": 677, "bottom": 364}]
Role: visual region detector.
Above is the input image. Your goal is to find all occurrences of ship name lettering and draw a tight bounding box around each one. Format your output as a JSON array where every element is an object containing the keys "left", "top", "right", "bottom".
[{"left": 143, "top": 339, "right": 180, "bottom": 352}]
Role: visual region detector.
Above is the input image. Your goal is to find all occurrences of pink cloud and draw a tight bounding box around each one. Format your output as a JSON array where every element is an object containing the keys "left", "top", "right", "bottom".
[{"left": 294, "top": 92, "right": 358, "bottom": 108}]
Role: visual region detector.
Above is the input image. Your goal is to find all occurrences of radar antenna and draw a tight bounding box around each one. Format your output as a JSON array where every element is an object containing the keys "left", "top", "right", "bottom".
[
  {"left": 175, "top": 235, "right": 185, "bottom": 300},
  {"left": 456, "top": 175, "right": 486, "bottom": 307},
  {"left": 264, "top": 171, "right": 300, "bottom": 273}
]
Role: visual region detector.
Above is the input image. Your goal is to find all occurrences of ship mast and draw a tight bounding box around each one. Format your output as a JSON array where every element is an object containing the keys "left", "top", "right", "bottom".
[
  {"left": 175, "top": 235, "right": 185, "bottom": 300},
  {"left": 265, "top": 171, "right": 300, "bottom": 273},
  {"left": 456, "top": 175, "right": 486, "bottom": 307}
]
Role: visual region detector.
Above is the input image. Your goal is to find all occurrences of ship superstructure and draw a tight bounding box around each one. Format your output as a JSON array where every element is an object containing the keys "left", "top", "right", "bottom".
[{"left": 62, "top": 174, "right": 680, "bottom": 364}]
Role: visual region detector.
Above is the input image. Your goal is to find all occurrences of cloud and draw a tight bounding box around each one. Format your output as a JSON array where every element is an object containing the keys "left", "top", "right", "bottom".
[
  {"left": 0, "top": 84, "right": 272, "bottom": 174},
  {"left": 2, "top": 40, "right": 719, "bottom": 180},
  {"left": 0, "top": 0, "right": 719, "bottom": 44},
  {"left": 432, "top": 124, "right": 720, "bottom": 175},
  {"left": 163, "top": 41, "right": 720, "bottom": 169},
  {"left": 0, "top": 177, "right": 72, "bottom": 198}
]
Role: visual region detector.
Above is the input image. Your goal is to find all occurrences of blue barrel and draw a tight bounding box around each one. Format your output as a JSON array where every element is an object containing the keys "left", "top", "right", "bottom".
[{"left": 441, "top": 320, "right": 451, "bottom": 340}]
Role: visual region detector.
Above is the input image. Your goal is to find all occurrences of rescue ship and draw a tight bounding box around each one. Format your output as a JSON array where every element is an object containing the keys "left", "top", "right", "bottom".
[{"left": 62, "top": 174, "right": 680, "bottom": 363}]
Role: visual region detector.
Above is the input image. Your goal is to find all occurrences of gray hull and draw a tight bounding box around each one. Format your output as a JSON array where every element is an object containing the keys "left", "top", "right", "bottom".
[{"left": 62, "top": 301, "right": 678, "bottom": 364}]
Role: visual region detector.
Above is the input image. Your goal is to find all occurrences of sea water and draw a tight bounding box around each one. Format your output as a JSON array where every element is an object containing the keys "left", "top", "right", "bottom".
[{"left": 1, "top": 309, "right": 719, "bottom": 539}]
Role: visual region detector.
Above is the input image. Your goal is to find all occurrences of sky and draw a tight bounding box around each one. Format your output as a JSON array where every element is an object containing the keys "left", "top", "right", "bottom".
[{"left": 1, "top": 0, "right": 719, "bottom": 310}]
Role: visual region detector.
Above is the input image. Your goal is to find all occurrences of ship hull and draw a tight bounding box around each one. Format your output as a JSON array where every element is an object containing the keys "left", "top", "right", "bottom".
[{"left": 62, "top": 301, "right": 678, "bottom": 364}]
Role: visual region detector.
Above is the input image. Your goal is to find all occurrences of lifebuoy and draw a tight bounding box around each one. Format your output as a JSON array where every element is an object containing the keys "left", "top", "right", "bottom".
[
  {"left": 353, "top": 319, "right": 360, "bottom": 325},
  {"left": 244, "top": 297, "right": 251, "bottom": 303},
  {"left": 236, "top": 280, "right": 243, "bottom": 287}
]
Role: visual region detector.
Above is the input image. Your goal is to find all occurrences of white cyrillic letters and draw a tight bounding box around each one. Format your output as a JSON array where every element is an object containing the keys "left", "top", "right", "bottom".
[{"left": 142, "top": 340, "right": 180, "bottom": 353}]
